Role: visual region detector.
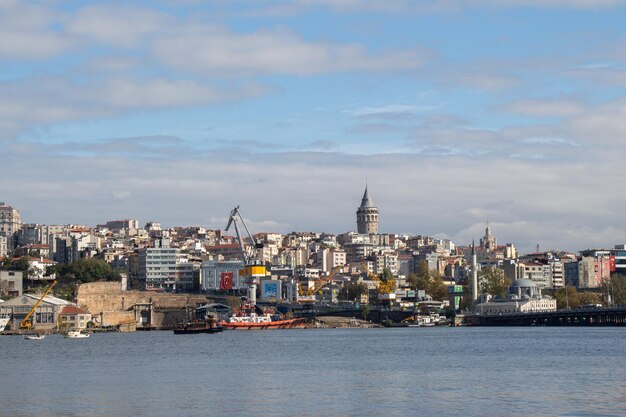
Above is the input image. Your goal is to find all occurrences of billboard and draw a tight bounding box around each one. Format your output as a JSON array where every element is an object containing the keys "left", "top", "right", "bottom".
[
  {"left": 260, "top": 280, "right": 282, "bottom": 302},
  {"left": 220, "top": 272, "right": 233, "bottom": 290}
]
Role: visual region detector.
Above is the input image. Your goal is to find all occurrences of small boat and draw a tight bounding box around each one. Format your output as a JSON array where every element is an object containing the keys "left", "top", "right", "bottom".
[
  {"left": 65, "top": 330, "right": 90, "bottom": 338},
  {"left": 24, "top": 334, "right": 45, "bottom": 340},
  {"left": 173, "top": 317, "right": 223, "bottom": 334}
]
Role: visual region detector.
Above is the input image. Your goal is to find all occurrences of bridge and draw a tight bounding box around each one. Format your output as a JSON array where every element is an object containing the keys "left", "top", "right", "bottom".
[{"left": 466, "top": 306, "right": 626, "bottom": 326}]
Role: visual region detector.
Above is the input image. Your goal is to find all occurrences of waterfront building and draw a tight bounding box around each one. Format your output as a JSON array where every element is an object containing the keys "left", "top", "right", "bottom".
[
  {"left": 58, "top": 305, "right": 92, "bottom": 330},
  {"left": 0, "top": 202, "right": 21, "bottom": 251},
  {"left": 200, "top": 260, "right": 245, "bottom": 292},
  {"left": 0, "top": 293, "right": 72, "bottom": 331},
  {"left": 356, "top": 184, "right": 379, "bottom": 235},
  {"left": 475, "top": 278, "right": 557, "bottom": 315}
]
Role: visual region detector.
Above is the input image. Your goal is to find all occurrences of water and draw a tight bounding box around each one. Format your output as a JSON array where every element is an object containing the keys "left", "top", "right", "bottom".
[{"left": 1, "top": 327, "right": 625, "bottom": 417}]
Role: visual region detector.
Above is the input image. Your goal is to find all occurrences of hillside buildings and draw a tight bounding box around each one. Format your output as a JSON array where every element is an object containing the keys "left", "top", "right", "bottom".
[{"left": 0, "top": 189, "right": 623, "bottom": 309}]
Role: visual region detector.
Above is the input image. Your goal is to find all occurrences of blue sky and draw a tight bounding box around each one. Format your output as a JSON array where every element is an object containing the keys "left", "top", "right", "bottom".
[{"left": 3, "top": 0, "right": 626, "bottom": 253}]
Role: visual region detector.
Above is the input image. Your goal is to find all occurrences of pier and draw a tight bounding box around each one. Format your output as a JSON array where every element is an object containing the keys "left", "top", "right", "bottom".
[{"left": 466, "top": 306, "right": 626, "bottom": 326}]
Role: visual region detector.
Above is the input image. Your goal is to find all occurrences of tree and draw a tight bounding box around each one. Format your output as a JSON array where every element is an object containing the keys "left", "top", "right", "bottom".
[
  {"left": 407, "top": 260, "right": 447, "bottom": 301},
  {"left": 339, "top": 282, "right": 368, "bottom": 302},
  {"left": 47, "top": 258, "right": 121, "bottom": 284},
  {"left": 579, "top": 291, "right": 602, "bottom": 306},
  {"left": 478, "top": 266, "right": 510, "bottom": 299},
  {"left": 603, "top": 274, "right": 626, "bottom": 306},
  {"left": 553, "top": 286, "right": 581, "bottom": 309}
]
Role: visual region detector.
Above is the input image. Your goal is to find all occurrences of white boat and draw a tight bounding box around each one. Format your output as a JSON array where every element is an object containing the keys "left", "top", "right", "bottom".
[
  {"left": 24, "top": 334, "right": 45, "bottom": 340},
  {"left": 0, "top": 314, "right": 11, "bottom": 332},
  {"left": 65, "top": 330, "right": 90, "bottom": 338}
]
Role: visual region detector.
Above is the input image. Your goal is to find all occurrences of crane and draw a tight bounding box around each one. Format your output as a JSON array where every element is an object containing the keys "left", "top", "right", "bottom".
[
  {"left": 225, "top": 206, "right": 266, "bottom": 304},
  {"left": 225, "top": 206, "right": 263, "bottom": 265},
  {"left": 19, "top": 280, "right": 58, "bottom": 331},
  {"left": 300, "top": 264, "right": 345, "bottom": 300},
  {"left": 360, "top": 262, "right": 396, "bottom": 301}
]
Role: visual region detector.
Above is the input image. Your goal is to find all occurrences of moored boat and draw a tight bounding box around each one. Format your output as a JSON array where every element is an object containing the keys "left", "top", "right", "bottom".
[
  {"left": 220, "top": 315, "right": 306, "bottom": 330},
  {"left": 24, "top": 334, "right": 45, "bottom": 340},
  {"left": 219, "top": 302, "right": 306, "bottom": 330},
  {"left": 65, "top": 330, "right": 90, "bottom": 338},
  {"left": 173, "top": 317, "right": 223, "bottom": 334}
]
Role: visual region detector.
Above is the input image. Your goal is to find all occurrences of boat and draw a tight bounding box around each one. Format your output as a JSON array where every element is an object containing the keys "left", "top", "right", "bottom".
[
  {"left": 219, "top": 302, "right": 306, "bottom": 330},
  {"left": 24, "top": 334, "right": 45, "bottom": 340},
  {"left": 173, "top": 316, "right": 223, "bottom": 334},
  {"left": 65, "top": 330, "right": 90, "bottom": 338}
]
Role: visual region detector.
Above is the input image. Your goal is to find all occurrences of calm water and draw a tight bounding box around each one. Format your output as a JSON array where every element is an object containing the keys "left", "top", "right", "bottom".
[{"left": 1, "top": 327, "right": 625, "bottom": 417}]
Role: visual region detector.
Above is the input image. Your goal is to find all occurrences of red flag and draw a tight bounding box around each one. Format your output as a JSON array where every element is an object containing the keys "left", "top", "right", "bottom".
[{"left": 220, "top": 272, "right": 233, "bottom": 290}]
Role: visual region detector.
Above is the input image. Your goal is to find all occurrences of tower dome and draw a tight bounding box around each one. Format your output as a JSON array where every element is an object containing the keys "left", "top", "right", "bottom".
[{"left": 356, "top": 184, "right": 379, "bottom": 234}]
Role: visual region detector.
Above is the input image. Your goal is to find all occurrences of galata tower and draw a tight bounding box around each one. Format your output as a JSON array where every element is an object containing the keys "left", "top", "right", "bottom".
[{"left": 356, "top": 184, "right": 379, "bottom": 234}]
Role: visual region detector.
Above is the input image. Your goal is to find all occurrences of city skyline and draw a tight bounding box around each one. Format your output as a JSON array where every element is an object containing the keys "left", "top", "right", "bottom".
[{"left": 3, "top": 1, "right": 626, "bottom": 253}]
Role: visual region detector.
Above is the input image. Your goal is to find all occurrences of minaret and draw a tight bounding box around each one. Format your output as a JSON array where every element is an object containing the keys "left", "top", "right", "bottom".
[
  {"left": 356, "top": 183, "right": 378, "bottom": 234},
  {"left": 471, "top": 239, "right": 479, "bottom": 304}
]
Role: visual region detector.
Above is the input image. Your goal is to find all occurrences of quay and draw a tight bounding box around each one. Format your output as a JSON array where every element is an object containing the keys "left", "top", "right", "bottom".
[{"left": 466, "top": 306, "right": 626, "bottom": 326}]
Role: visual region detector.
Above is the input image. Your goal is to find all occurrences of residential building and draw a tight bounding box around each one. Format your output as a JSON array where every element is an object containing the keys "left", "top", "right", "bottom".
[
  {"left": 0, "top": 202, "right": 21, "bottom": 251},
  {"left": 0, "top": 270, "right": 23, "bottom": 297}
]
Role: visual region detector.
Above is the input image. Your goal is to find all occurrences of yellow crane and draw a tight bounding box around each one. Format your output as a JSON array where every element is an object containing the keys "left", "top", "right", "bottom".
[
  {"left": 360, "top": 262, "right": 396, "bottom": 300},
  {"left": 19, "top": 280, "right": 58, "bottom": 330},
  {"left": 298, "top": 264, "right": 344, "bottom": 301}
]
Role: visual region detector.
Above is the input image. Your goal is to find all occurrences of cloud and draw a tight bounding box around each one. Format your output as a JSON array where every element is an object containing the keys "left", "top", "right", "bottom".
[
  {"left": 152, "top": 25, "right": 429, "bottom": 75},
  {"left": 347, "top": 104, "right": 440, "bottom": 119},
  {"left": 501, "top": 98, "right": 587, "bottom": 118},
  {"left": 0, "top": 76, "right": 270, "bottom": 141},
  {"left": 4, "top": 137, "right": 626, "bottom": 253}
]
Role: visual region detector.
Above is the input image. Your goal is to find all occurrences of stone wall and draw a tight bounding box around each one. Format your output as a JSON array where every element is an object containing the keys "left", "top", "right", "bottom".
[
  {"left": 77, "top": 282, "right": 207, "bottom": 313},
  {"left": 77, "top": 282, "right": 207, "bottom": 329}
]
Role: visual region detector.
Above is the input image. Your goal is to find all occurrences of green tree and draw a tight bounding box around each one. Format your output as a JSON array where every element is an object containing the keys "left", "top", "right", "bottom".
[
  {"left": 478, "top": 266, "right": 510, "bottom": 299},
  {"left": 0, "top": 256, "right": 30, "bottom": 272},
  {"left": 579, "top": 291, "right": 602, "bottom": 306},
  {"left": 48, "top": 258, "right": 121, "bottom": 284},
  {"left": 339, "top": 282, "right": 368, "bottom": 301},
  {"left": 407, "top": 260, "right": 447, "bottom": 301},
  {"left": 553, "top": 286, "right": 581, "bottom": 309},
  {"left": 603, "top": 274, "right": 626, "bottom": 306}
]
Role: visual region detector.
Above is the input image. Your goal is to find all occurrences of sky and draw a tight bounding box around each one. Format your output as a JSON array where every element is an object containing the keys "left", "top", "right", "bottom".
[{"left": 3, "top": 0, "right": 626, "bottom": 254}]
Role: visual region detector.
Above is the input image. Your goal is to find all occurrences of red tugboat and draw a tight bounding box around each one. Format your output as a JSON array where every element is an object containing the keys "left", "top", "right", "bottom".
[
  {"left": 173, "top": 314, "right": 223, "bottom": 334},
  {"left": 219, "top": 301, "right": 306, "bottom": 330}
]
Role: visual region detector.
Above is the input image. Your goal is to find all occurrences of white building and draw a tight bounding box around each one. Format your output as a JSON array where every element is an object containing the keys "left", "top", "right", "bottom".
[
  {"left": 0, "top": 202, "right": 21, "bottom": 251},
  {"left": 138, "top": 239, "right": 196, "bottom": 291},
  {"left": 475, "top": 279, "right": 557, "bottom": 315},
  {"left": 200, "top": 260, "right": 246, "bottom": 291}
]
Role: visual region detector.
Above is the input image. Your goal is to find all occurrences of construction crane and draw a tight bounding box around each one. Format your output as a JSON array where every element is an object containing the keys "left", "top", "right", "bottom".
[
  {"left": 225, "top": 206, "right": 263, "bottom": 265},
  {"left": 360, "top": 262, "right": 396, "bottom": 301},
  {"left": 300, "top": 264, "right": 344, "bottom": 300},
  {"left": 225, "top": 206, "right": 266, "bottom": 304},
  {"left": 18, "top": 280, "right": 58, "bottom": 330}
]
